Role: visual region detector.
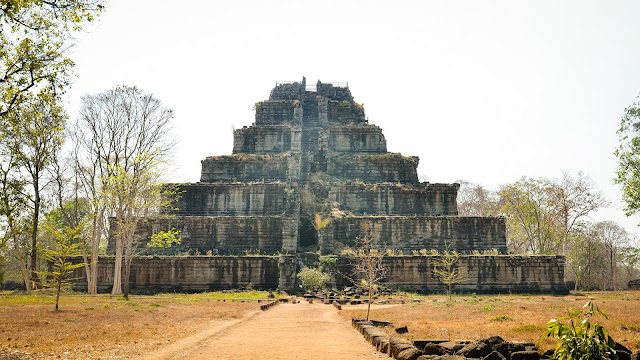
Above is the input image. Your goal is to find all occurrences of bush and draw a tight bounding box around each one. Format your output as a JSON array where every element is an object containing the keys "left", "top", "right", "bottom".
[
  {"left": 297, "top": 267, "right": 330, "bottom": 291},
  {"left": 544, "top": 301, "right": 617, "bottom": 360}
]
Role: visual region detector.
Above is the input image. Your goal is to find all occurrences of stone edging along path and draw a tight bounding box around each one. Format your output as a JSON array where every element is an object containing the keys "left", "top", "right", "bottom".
[{"left": 351, "top": 318, "right": 638, "bottom": 360}]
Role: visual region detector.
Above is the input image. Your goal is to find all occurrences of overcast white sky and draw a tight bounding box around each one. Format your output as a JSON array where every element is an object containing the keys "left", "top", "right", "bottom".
[{"left": 65, "top": 1, "right": 640, "bottom": 234}]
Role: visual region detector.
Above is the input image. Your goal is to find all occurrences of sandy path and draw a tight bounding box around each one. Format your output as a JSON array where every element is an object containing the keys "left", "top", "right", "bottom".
[{"left": 158, "top": 301, "right": 385, "bottom": 360}]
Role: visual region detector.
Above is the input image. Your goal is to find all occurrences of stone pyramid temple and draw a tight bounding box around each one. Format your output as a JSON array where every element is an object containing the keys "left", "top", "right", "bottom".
[{"left": 95, "top": 78, "right": 567, "bottom": 294}]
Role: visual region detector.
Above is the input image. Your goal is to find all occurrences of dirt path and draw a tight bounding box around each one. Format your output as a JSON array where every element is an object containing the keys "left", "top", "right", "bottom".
[{"left": 151, "top": 301, "right": 386, "bottom": 360}]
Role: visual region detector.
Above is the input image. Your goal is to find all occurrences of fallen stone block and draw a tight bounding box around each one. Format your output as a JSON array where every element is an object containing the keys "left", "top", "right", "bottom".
[
  {"left": 390, "top": 337, "right": 416, "bottom": 358},
  {"left": 421, "top": 343, "right": 447, "bottom": 356},
  {"left": 439, "top": 341, "right": 467, "bottom": 354},
  {"left": 456, "top": 340, "right": 492, "bottom": 358},
  {"left": 510, "top": 350, "right": 540, "bottom": 360},
  {"left": 483, "top": 350, "right": 506, "bottom": 360},
  {"left": 397, "top": 347, "right": 424, "bottom": 360},
  {"left": 396, "top": 326, "right": 409, "bottom": 334}
]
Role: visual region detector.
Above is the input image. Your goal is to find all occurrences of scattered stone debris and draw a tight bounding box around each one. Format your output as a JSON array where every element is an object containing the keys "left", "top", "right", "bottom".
[{"left": 351, "top": 318, "right": 638, "bottom": 360}]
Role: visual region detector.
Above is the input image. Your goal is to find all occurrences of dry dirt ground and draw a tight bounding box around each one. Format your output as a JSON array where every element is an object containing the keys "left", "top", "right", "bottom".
[
  {"left": 3, "top": 291, "right": 640, "bottom": 359},
  {"left": 151, "top": 301, "right": 386, "bottom": 360},
  {"left": 0, "top": 292, "right": 385, "bottom": 360}
]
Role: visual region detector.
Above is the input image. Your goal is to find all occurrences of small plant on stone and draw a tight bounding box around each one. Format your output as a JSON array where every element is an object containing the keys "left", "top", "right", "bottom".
[{"left": 544, "top": 301, "right": 617, "bottom": 360}]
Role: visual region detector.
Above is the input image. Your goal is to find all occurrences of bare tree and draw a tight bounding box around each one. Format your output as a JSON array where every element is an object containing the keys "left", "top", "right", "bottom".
[
  {"left": 552, "top": 171, "right": 608, "bottom": 258},
  {"left": 590, "top": 221, "right": 628, "bottom": 290},
  {"left": 351, "top": 223, "right": 386, "bottom": 322},
  {"left": 456, "top": 180, "right": 501, "bottom": 217},
  {"left": 73, "top": 85, "right": 175, "bottom": 295}
]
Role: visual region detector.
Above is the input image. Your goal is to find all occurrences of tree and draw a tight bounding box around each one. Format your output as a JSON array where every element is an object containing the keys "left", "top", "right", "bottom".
[
  {"left": 432, "top": 242, "right": 469, "bottom": 301},
  {"left": 351, "top": 223, "right": 386, "bottom": 321},
  {"left": 456, "top": 180, "right": 501, "bottom": 217},
  {"left": 40, "top": 223, "right": 86, "bottom": 311},
  {"left": 499, "top": 177, "right": 560, "bottom": 254},
  {"left": 615, "top": 94, "right": 640, "bottom": 218},
  {"left": 591, "top": 221, "right": 628, "bottom": 290},
  {"left": 73, "top": 85, "right": 176, "bottom": 296},
  {"left": 551, "top": 172, "right": 608, "bottom": 258},
  {"left": 4, "top": 91, "right": 66, "bottom": 288},
  {"left": 1, "top": 0, "right": 103, "bottom": 118}
]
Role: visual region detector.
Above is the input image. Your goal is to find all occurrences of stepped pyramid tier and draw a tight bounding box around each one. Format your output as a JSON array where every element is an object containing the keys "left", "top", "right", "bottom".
[{"left": 97, "top": 78, "right": 566, "bottom": 294}]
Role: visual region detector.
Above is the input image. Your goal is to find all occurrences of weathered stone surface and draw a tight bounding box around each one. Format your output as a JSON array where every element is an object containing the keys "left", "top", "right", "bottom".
[
  {"left": 168, "top": 183, "right": 293, "bottom": 216},
  {"left": 398, "top": 347, "right": 424, "bottom": 360},
  {"left": 418, "top": 355, "right": 467, "bottom": 360},
  {"left": 335, "top": 256, "right": 568, "bottom": 294},
  {"left": 254, "top": 100, "right": 296, "bottom": 124},
  {"left": 483, "top": 350, "right": 507, "bottom": 360},
  {"left": 232, "top": 126, "right": 292, "bottom": 154},
  {"left": 391, "top": 337, "right": 418, "bottom": 358},
  {"left": 327, "top": 182, "right": 458, "bottom": 215},
  {"left": 73, "top": 256, "right": 283, "bottom": 293},
  {"left": 438, "top": 342, "right": 467, "bottom": 353},
  {"left": 510, "top": 351, "right": 540, "bottom": 360},
  {"left": 319, "top": 216, "right": 507, "bottom": 254},
  {"left": 456, "top": 340, "right": 492, "bottom": 358},
  {"left": 201, "top": 154, "right": 290, "bottom": 182},
  {"left": 327, "top": 154, "right": 419, "bottom": 184},
  {"left": 328, "top": 124, "right": 387, "bottom": 153},
  {"left": 108, "top": 216, "right": 295, "bottom": 255},
  {"left": 422, "top": 343, "right": 447, "bottom": 356}
]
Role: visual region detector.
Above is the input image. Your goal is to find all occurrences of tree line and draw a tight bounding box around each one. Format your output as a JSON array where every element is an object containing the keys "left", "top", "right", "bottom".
[
  {"left": 457, "top": 173, "right": 640, "bottom": 290},
  {"left": 1, "top": 1, "right": 180, "bottom": 299}
]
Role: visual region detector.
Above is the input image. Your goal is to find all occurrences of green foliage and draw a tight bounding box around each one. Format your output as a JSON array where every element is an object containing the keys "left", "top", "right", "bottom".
[
  {"left": 40, "top": 223, "right": 87, "bottom": 311},
  {"left": 0, "top": 0, "right": 103, "bottom": 117},
  {"left": 296, "top": 267, "right": 330, "bottom": 291},
  {"left": 432, "top": 242, "right": 469, "bottom": 301},
  {"left": 616, "top": 94, "right": 640, "bottom": 217},
  {"left": 147, "top": 228, "right": 181, "bottom": 249},
  {"left": 544, "top": 301, "right": 617, "bottom": 360}
]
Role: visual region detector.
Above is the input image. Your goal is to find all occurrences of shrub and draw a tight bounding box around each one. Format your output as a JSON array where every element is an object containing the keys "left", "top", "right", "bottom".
[
  {"left": 544, "top": 301, "right": 617, "bottom": 360},
  {"left": 297, "top": 267, "right": 330, "bottom": 291}
]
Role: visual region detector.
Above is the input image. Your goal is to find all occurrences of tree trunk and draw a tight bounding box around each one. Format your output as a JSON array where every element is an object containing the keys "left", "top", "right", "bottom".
[
  {"left": 123, "top": 255, "right": 132, "bottom": 300},
  {"left": 366, "top": 282, "right": 372, "bottom": 321},
  {"left": 111, "top": 234, "right": 123, "bottom": 295},
  {"left": 29, "top": 184, "right": 40, "bottom": 289}
]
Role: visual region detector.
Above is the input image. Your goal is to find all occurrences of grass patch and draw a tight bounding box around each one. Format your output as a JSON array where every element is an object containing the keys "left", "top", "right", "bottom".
[
  {"left": 490, "top": 315, "right": 514, "bottom": 322},
  {"left": 512, "top": 324, "right": 543, "bottom": 332}
]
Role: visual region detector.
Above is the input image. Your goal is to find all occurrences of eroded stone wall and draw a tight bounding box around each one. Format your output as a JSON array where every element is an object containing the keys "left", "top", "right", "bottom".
[
  {"left": 108, "top": 216, "right": 295, "bottom": 255},
  {"left": 328, "top": 125, "right": 387, "bottom": 153},
  {"left": 328, "top": 183, "right": 458, "bottom": 215},
  {"left": 319, "top": 216, "right": 507, "bottom": 254},
  {"left": 169, "top": 183, "right": 293, "bottom": 216},
  {"left": 74, "top": 255, "right": 567, "bottom": 294},
  {"left": 327, "top": 154, "right": 419, "bottom": 184},
  {"left": 335, "top": 255, "right": 568, "bottom": 294},
  {"left": 232, "top": 126, "right": 292, "bottom": 154},
  {"left": 254, "top": 100, "right": 296, "bottom": 124},
  {"left": 73, "top": 256, "right": 282, "bottom": 293},
  {"left": 200, "top": 155, "right": 290, "bottom": 182}
]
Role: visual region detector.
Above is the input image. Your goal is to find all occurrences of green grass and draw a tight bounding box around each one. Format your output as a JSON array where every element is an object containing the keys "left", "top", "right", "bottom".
[
  {"left": 490, "top": 314, "right": 515, "bottom": 322},
  {"left": 513, "top": 324, "right": 543, "bottom": 332}
]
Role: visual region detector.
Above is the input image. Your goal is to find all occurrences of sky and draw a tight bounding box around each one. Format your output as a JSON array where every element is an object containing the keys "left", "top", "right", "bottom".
[{"left": 65, "top": 1, "right": 640, "bottom": 235}]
